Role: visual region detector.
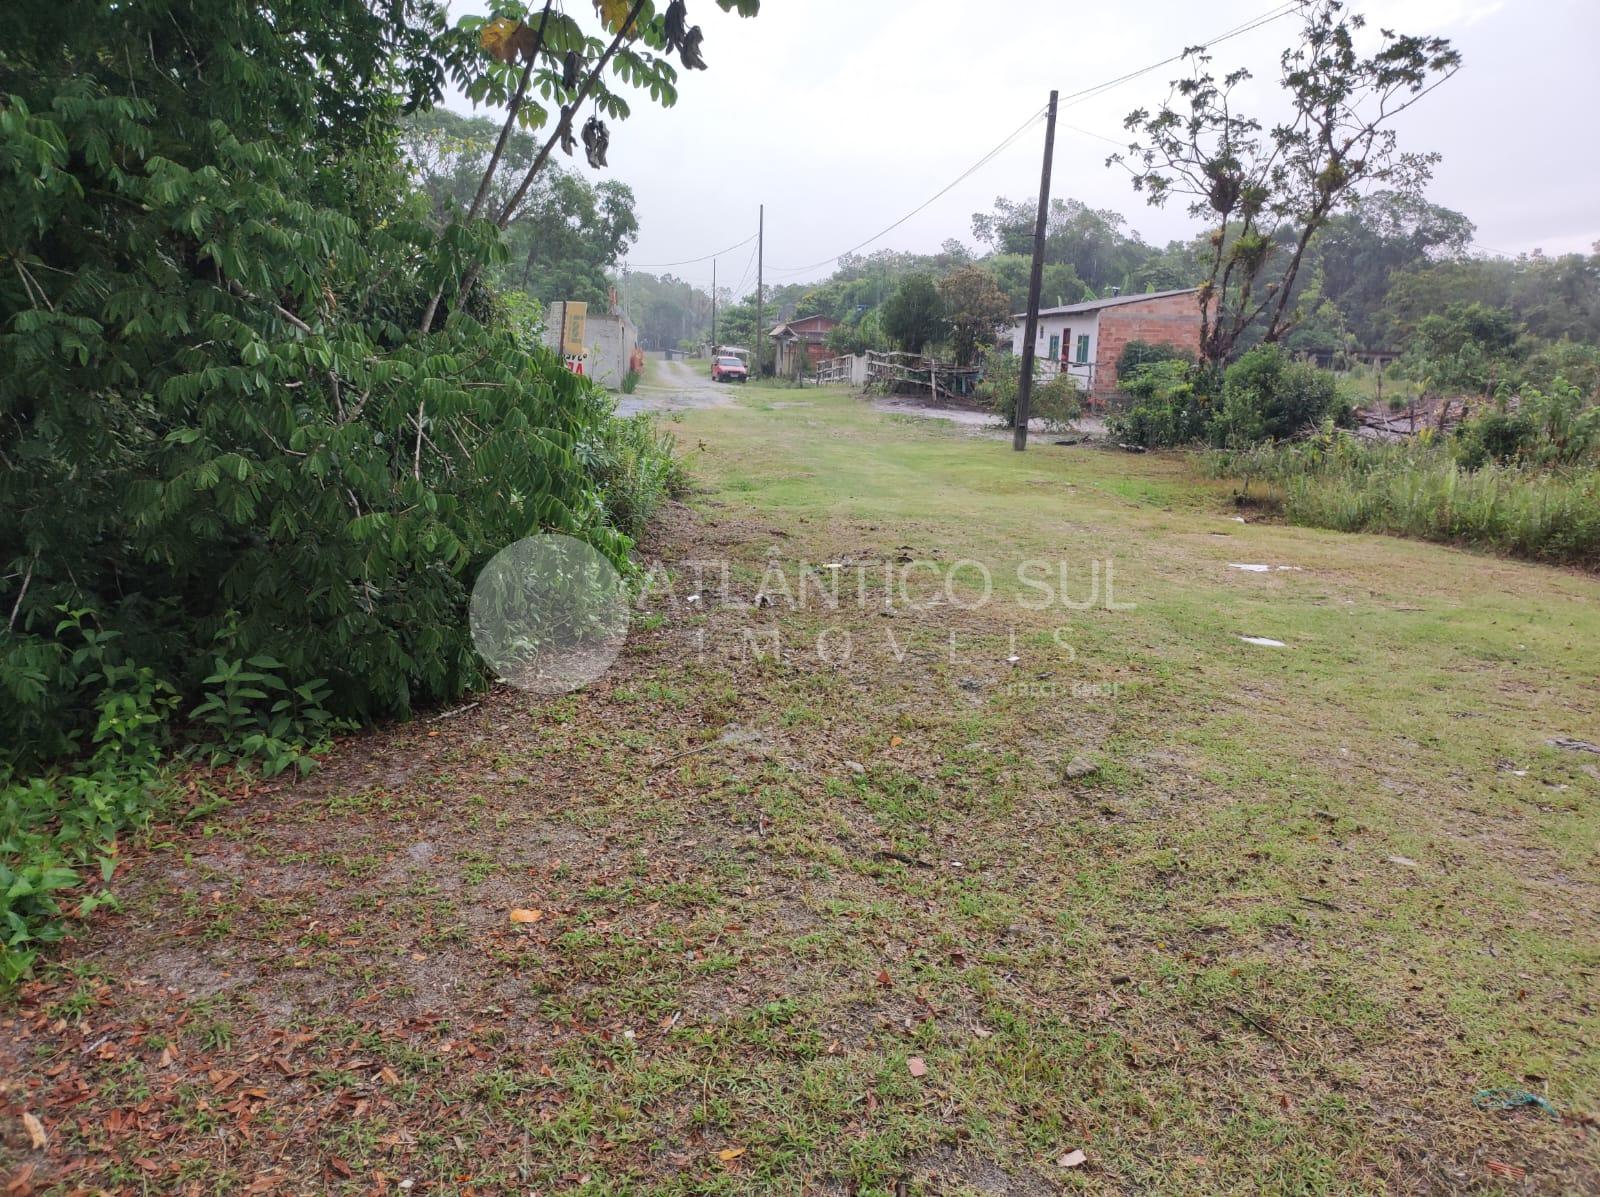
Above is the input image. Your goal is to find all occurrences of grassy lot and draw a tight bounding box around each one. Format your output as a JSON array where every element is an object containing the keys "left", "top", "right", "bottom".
[{"left": 3, "top": 387, "right": 1598, "bottom": 1194}]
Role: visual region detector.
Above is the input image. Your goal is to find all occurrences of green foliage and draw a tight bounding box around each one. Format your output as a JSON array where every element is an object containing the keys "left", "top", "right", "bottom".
[
  {"left": 1106, "top": 361, "right": 1217, "bottom": 447},
  {"left": 1, "top": 611, "right": 174, "bottom": 984},
  {"left": 0, "top": 0, "right": 689, "bottom": 983},
  {"left": 190, "top": 656, "right": 339, "bottom": 779},
  {"left": 1116, "top": 339, "right": 1193, "bottom": 378},
  {"left": 825, "top": 308, "right": 888, "bottom": 357},
  {"left": 1404, "top": 302, "right": 1524, "bottom": 396},
  {"left": 881, "top": 274, "right": 948, "bottom": 355},
  {"left": 976, "top": 356, "right": 1082, "bottom": 432},
  {"left": 937, "top": 265, "right": 1011, "bottom": 366},
  {"left": 1212, "top": 431, "right": 1600, "bottom": 568},
  {"left": 1211, "top": 345, "right": 1353, "bottom": 447},
  {"left": 620, "top": 368, "right": 642, "bottom": 394},
  {"left": 582, "top": 416, "right": 691, "bottom": 538},
  {"left": 1454, "top": 382, "right": 1600, "bottom": 471}
]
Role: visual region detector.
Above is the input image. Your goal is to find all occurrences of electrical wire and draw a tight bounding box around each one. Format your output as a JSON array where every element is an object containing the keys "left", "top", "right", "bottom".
[
  {"left": 625, "top": 231, "right": 758, "bottom": 270},
  {"left": 1054, "top": 1, "right": 1304, "bottom": 113},
  {"left": 764, "top": 104, "right": 1048, "bottom": 276},
  {"left": 761, "top": 0, "right": 1305, "bottom": 279}
]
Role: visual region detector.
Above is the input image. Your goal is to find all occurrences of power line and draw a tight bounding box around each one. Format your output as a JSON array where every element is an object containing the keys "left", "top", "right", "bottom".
[
  {"left": 1054, "top": 1, "right": 1304, "bottom": 114},
  {"left": 729, "top": 236, "right": 760, "bottom": 299},
  {"left": 626, "top": 231, "right": 758, "bottom": 270},
  {"left": 761, "top": 0, "right": 1304, "bottom": 280},
  {"left": 766, "top": 104, "right": 1048, "bottom": 276}
]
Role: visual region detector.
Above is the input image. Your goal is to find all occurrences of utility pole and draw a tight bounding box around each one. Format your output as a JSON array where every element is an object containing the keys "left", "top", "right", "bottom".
[
  {"left": 711, "top": 258, "right": 717, "bottom": 351},
  {"left": 1013, "top": 90, "right": 1058, "bottom": 452},
  {"left": 755, "top": 204, "right": 764, "bottom": 376}
]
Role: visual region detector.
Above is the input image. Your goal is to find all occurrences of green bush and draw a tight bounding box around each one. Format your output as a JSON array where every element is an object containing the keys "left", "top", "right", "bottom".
[
  {"left": 977, "top": 355, "right": 1082, "bottom": 432},
  {"left": 1116, "top": 338, "right": 1192, "bottom": 379},
  {"left": 621, "top": 368, "right": 642, "bottom": 394},
  {"left": 1211, "top": 345, "right": 1353, "bottom": 447},
  {"left": 582, "top": 415, "right": 691, "bottom": 537},
  {"left": 0, "top": 0, "right": 685, "bottom": 982},
  {"left": 0, "top": 0, "right": 680, "bottom": 771},
  {"left": 1106, "top": 361, "right": 1218, "bottom": 447}
]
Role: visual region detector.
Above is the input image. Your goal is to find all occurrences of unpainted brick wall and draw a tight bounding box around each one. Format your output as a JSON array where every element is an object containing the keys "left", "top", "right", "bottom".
[{"left": 1092, "top": 294, "right": 1202, "bottom": 400}]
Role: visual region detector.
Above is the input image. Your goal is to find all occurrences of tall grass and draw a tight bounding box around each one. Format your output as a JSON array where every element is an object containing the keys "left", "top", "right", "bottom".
[{"left": 1212, "top": 436, "right": 1600, "bottom": 568}]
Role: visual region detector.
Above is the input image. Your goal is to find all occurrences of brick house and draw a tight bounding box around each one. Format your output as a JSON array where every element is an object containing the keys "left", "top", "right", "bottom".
[
  {"left": 1007, "top": 288, "right": 1200, "bottom": 404},
  {"left": 769, "top": 314, "right": 840, "bottom": 376}
]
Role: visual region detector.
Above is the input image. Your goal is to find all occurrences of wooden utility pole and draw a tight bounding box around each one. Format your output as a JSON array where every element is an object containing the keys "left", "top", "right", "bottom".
[
  {"left": 1013, "top": 91, "right": 1058, "bottom": 452},
  {"left": 755, "top": 204, "right": 765, "bottom": 376},
  {"left": 711, "top": 258, "right": 717, "bottom": 350}
]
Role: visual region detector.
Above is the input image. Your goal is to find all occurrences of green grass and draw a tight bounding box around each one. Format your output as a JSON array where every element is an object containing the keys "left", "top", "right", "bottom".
[
  {"left": 1214, "top": 437, "right": 1600, "bottom": 567},
  {"left": 5, "top": 384, "right": 1597, "bottom": 1194}
]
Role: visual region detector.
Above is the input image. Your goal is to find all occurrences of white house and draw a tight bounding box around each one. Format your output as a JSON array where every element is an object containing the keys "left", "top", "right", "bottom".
[{"left": 1007, "top": 288, "right": 1201, "bottom": 402}]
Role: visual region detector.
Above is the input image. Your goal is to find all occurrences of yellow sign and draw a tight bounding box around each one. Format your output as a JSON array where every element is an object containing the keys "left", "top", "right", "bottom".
[{"left": 561, "top": 302, "right": 588, "bottom": 356}]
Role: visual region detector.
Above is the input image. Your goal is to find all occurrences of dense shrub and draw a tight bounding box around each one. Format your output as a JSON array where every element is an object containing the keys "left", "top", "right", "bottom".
[
  {"left": 0, "top": 0, "right": 673, "bottom": 770},
  {"left": 1116, "top": 338, "right": 1192, "bottom": 379},
  {"left": 1108, "top": 347, "right": 1352, "bottom": 449},
  {"left": 1211, "top": 345, "right": 1354, "bottom": 446},
  {"left": 0, "top": 0, "right": 681, "bottom": 976},
  {"left": 1454, "top": 382, "right": 1600, "bottom": 471},
  {"left": 1105, "top": 360, "right": 1218, "bottom": 447}
]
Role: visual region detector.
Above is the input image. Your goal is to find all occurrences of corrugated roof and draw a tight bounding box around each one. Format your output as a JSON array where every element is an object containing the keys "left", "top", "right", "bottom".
[{"left": 1010, "top": 287, "right": 1199, "bottom": 320}]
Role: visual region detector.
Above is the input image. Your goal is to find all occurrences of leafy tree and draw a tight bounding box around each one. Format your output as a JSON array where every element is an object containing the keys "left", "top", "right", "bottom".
[
  {"left": 402, "top": 109, "right": 638, "bottom": 309},
  {"left": 984, "top": 254, "right": 1087, "bottom": 315},
  {"left": 0, "top": 0, "right": 681, "bottom": 770},
  {"left": 972, "top": 197, "right": 1150, "bottom": 293},
  {"left": 1308, "top": 190, "right": 1474, "bottom": 346},
  {"left": 881, "top": 274, "right": 948, "bottom": 355},
  {"left": 419, "top": 0, "right": 760, "bottom": 332},
  {"left": 1113, "top": 0, "right": 1461, "bottom": 364},
  {"left": 1405, "top": 302, "right": 1524, "bottom": 397},
  {"left": 938, "top": 265, "right": 1011, "bottom": 366}
]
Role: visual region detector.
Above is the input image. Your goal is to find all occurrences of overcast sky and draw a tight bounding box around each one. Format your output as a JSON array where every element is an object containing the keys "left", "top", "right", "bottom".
[{"left": 446, "top": 0, "right": 1600, "bottom": 297}]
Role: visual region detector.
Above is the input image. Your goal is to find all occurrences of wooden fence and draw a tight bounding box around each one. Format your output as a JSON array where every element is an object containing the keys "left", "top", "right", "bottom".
[{"left": 862, "top": 351, "right": 980, "bottom": 400}]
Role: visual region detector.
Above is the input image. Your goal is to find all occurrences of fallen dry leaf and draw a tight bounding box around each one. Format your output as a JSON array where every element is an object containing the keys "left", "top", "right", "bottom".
[
  {"left": 1056, "top": 1149, "right": 1087, "bottom": 1168},
  {"left": 875, "top": 969, "right": 893, "bottom": 987},
  {"left": 716, "top": 1147, "right": 745, "bottom": 1162},
  {"left": 889, "top": 735, "right": 903, "bottom": 747},
  {"left": 906, "top": 1056, "right": 927, "bottom": 1078},
  {"left": 1486, "top": 1160, "right": 1526, "bottom": 1179},
  {"left": 21, "top": 1111, "right": 47, "bottom": 1150},
  {"left": 509, "top": 908, "right": 544, "bottom": 923}
]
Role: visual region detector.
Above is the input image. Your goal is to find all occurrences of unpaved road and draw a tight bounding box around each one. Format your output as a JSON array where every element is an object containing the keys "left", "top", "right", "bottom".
[
  {"left": 616, "top": 356, "right": 739, "bottom": 416},
  {"left": 622, "top": 354, "right": 1109, "bottom": 439}
]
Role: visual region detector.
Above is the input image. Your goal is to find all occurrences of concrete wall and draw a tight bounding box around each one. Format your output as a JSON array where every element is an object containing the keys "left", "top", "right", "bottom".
[{"left": 540, "top": 301, "right": 638, "bottom": 391}]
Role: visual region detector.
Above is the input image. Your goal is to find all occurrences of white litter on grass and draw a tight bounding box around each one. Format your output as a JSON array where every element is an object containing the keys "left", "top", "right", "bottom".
[
  {"left": 1228, "top": 563, "right": 1272, "bottom": 572},
  {"left": 1387, "top": 854, "right": 1420, "bottom": 869},
  {"left": 1237, "top": 635, "right": 1287, "bottom": 647},
  {"left": 1231, "top": 516, "right": 1247, "bottom": 523}
]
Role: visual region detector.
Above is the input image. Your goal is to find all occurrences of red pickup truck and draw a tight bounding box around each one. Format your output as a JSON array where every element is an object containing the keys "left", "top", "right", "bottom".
[{"left": 711, "top": 355, "right": 748, "bottom": 383}]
